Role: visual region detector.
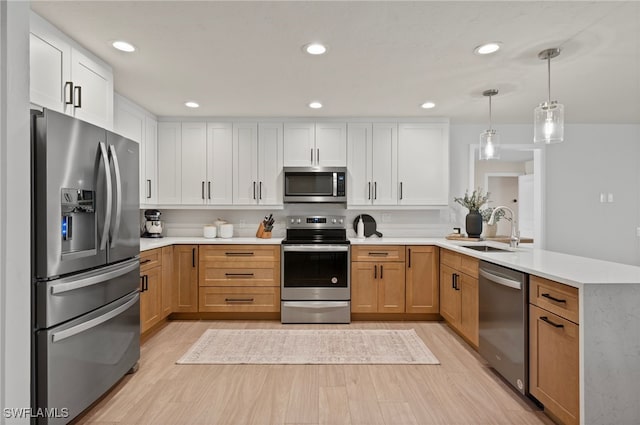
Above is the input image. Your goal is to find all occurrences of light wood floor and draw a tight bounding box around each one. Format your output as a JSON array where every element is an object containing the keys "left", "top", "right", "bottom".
[{"left": 73, "top": 321, "right": 554, "bottom": 425}]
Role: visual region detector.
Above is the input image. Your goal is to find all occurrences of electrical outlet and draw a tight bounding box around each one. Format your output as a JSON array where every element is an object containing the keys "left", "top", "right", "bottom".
[
  {"left": 607, "top": 193, "right": 614, "bottom": 203},
  {"left": 600, "top": 193, "right": 606, "bottom": 203},
  {"left": 636, "top": 227, "right": 640, "bottom": 238},
  {"left": 239, "top": 220, "right": 246, "bottom": 228},
  {"left": 382, "top": 213, "right": 391, "bottom": 223}
]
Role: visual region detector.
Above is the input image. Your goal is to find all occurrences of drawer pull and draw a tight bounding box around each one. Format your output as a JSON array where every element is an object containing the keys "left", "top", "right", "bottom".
[
  {"left": 368, "top": 252, "right": 389, "bottom": 256},
  {"left": 225, "top": 252, "right": 254, "bottom": 256},
  {"left": 541, "top": 293, "right": 567, "bottom": 303},
  {"left": 225, "top": 298, "right": 255, "bottom": 304},
  {"left": 225, "top": 273, "right": 255, "bottom": 278},
  {"left": 540, "top": 316, "right": 564, "bottom": 328},
  {"left": 140, "top": 259, "right": 151, "bottom": 264}
]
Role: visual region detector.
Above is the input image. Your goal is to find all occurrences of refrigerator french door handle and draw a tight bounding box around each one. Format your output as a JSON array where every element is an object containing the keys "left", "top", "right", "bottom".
[
  {"left": 51, "top": 293, "right": 138, "bottom": 343},
  {"left": 108, "top": 145, "right": 123, "bottom": 248},
  {"left": 98, "top": 142, "right": 112, "bottom": 251},
  {"left": 50, "top": 259, "right": 139, "bottom": 295}
]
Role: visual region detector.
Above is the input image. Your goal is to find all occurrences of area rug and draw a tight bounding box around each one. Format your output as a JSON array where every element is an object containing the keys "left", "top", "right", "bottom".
[{"left": 176, "top": 329, "right": 439, "bottom": 365}]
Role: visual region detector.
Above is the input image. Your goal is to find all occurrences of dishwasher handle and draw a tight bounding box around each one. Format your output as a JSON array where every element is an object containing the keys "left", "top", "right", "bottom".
[{"left": 479, "top": 268, "right": 522, "bottom": 290}]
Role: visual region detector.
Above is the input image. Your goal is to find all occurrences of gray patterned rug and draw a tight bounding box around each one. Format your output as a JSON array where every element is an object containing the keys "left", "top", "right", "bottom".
[{"left": 176, "top": 329, "right": 439, "bottom": 365}]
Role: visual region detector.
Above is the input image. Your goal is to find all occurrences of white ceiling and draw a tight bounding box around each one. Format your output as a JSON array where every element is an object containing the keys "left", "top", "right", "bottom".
[{"left": 31, "top": 1, "right": 640, "bottom": 124}]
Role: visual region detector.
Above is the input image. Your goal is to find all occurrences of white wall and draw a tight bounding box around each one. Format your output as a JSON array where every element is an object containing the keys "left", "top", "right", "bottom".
[{"left": 0, "top": 1, "right": 31, "bottom": 423}]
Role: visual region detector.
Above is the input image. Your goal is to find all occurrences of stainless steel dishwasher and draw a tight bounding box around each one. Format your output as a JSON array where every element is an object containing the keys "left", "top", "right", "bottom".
[{"left": 478, "top": 261, "right": 528, "bottom": 395}]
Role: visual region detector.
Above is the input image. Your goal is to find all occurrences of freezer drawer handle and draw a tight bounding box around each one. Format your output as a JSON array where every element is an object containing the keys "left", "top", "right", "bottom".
[
  {"left": 540, "top": 316, "right": 564, "bottom": 329},
  {"left": 541, "top": 293, "right": 567, "bottom": 303},
  {"left": 51, "top": 293, "right": 138, "bottom": 343},
  {"left": 51, "top": 260, "right": 139, "bottom": 295},
  {"left": 479, "top": 269, "right": 522, "bottom": 290}
]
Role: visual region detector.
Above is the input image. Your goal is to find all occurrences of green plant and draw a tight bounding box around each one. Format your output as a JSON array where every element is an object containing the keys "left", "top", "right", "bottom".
[
  {"left": 481, "top": 207, "right": 509, "bottom": 223},
  {"left": 454, "top": 188, "right": 489, "bottom": 211}
]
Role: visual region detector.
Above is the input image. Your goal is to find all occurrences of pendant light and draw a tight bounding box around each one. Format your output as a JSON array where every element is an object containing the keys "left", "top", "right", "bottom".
[
  {"left": 479, "top": 89, "right": 500, "bottom": 160},
  {"left": 534, "top": 48, "right": 564, "bottom": 144}
]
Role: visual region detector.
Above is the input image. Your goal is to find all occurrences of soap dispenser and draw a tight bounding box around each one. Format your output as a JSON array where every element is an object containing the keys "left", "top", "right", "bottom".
[{"left": 356, "top": 215, "right": 365, "bottom": 238}]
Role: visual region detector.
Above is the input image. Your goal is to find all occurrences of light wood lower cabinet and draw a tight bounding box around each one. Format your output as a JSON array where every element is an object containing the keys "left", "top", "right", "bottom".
[
  {"left": 140, "top": 247, "right": 172, "bottom": 333},
  {"left": 351, "top": 245, "right": 406, "bottom": 313},
  {"left": 439, "top": 249, "right": 478, "bottom": 347},
  {"left": 198, "top": 245, "right": 280, "bottom": 312},
  {"left": 405, "top": 246, "right": 439, "bottom": 313},
  {"left": 161, "top": 246, "right": 173, "bottom": 318},
  {"left": 173, "top": 245, "right": 199, "bottom": 312},
  {"left": 529, "top": 276, "right": 580, "bottom": 425}
]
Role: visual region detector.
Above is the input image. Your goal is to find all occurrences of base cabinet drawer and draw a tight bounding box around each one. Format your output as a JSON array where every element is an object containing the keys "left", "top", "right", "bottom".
[
  {"left": 199, "top": 287, "right": 280, "bottom": 312},
  {"left": 200, "top": 267, "right": 278, "bottom": 287}
]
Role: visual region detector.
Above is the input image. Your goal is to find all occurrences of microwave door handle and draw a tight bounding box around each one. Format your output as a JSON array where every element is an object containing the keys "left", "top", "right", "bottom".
[
  {"left": 333, "top": 173, "right": 337, "bottom": 196},
  {"left": 97, "top": 142, "right": 112, "bottom": 251},
  {"left": 108, "top": 145, "right": 122, "bottom": 248}
]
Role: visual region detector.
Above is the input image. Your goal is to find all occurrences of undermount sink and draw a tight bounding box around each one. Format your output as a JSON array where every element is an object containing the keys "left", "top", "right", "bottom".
[{"left": 461, "top": 245, "right": 511, "bottom": 253}]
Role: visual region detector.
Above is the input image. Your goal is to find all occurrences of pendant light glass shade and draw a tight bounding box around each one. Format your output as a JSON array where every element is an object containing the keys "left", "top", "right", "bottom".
[
  {"left": 479, "top": 89, "right": 500, "bottom": 160},
  {"left": 534, "top": 48, "right": 564, "bottom": 144}
]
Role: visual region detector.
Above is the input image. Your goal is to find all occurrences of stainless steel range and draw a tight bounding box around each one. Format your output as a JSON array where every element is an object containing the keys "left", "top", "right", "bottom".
[{"left": 281, "top": 215, "right": 350, "bottom": 323}]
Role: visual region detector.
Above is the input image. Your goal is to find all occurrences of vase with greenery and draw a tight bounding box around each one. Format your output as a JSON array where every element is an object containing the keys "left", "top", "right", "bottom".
[{"left": 454, "top": 188, "right": 490, "bottom": 238}]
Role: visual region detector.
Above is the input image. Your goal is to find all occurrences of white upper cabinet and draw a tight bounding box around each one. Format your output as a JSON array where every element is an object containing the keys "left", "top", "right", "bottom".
[
  {"left": 397, "top": 123, "right": 449, "bottom": 206},
  {"left": 284, "top": 122, "right": 346, "bottom": 167},
  {"left": 347, "top": 123, "right": 397, "bottom": 206},
  {"left": 30, "top": 12, "right": 113, "bottom": 129},
  {"left": 233, "top": 122, "right": 284, "bottom": 205},
  {"left": 207, "top": 123, "right": 234, "bottom": 205},
  {"left": 181, "top": 122, "right": 209, "bottom": 204},
  {"left": 157, "top": 122, "right": 182, "bottom": 204}
]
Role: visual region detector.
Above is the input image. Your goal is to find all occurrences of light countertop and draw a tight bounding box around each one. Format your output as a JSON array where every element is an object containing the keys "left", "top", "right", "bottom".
[{"left": 141, "top": 236, "right": 640, "bottom": 288}]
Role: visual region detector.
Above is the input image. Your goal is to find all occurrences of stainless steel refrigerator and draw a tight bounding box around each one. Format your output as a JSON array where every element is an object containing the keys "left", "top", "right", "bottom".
[{"left": 31, "top": 109, "right": 140, "bottom": 425}]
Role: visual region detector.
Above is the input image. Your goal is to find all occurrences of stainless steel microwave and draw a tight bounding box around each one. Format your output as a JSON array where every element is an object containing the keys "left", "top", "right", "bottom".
[{"left": 283, "top": 167, "right": 347, "bottom": 203}]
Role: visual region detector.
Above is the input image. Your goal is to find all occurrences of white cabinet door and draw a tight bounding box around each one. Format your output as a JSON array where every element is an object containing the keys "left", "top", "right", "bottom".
[
  {"left": 144, "top": 117, "right": 158, "bottom": 204},
  {"left": 113, "top": 96, "right": 146, "bottom": 204},
  {"left": 29, "top": 30, "right": 69, "bottom": 113},
  {"left": 284, "top": 122, "right": 315, "bottom": 166},
  {"left": 70, "top": 48, "right": 114, "bottom": 130},
  {"left": 398, "top": 123, "right": 449, "bottom": 205},
  {"left": 258, "top": 122, "right": 284, "bottom": 205},
  {"left": 157, "top": 122, "right": 182, "bottom": 204},
  {"left": 315, "top": 122, "right": 347, "bottom": 166},
  {"left": 180, "top": 122, "right": 208, "bottom": 204},
  {"left": 372, "top": 123, "right": 398, "bottom": 205},
  {"left": 347, "top": 123, "right": 373, "bottom": 206},
  {"left": 207, "top": 122, "right": 233, "bottom": 205},
  {"left": 232, "top": 122, "right": 259, "bottom": 205}
]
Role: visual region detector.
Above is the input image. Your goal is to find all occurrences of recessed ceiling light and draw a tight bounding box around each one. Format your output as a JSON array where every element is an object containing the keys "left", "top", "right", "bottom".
[
  {"left": 474, "top": 42, "right": 502, "bottom": 55},
  {"left": 304, "top": 43, "right": 327, "bottom": 55},
  {"left": 185, "top": 101, "right": 200, "bottom": 108},
  {"left": 308, "top": 101, "right": 323, "bottom": 109},
  {"left": 112, "top": 40, "right": 136, "bottom": 52},
  {"left": 421, "top": 101, "right": 436, "bottom": 109}
]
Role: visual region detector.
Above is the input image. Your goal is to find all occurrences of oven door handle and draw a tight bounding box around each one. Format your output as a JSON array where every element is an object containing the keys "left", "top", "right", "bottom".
[{"left": 283, "top": 245, "right": 350, "bottom": 252}]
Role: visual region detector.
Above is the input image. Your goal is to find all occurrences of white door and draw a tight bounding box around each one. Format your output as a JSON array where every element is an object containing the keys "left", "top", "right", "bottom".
[
  {"left": 157, "top": 122, "right": 182, "bottom": 204},
  {"left": 283, "top": 122, "right": 315, "bottom": 166},
  {"left": 29, "top": 31, "right": 69, "bottom": 113},
  {"left": 181, "top": 122, "right": 208, "bottom": 204},
  {"left": 315, "top": 122, "right": 347, "bottom": 166},
  {"left": 372, "top": 123, "right": 398, "bottom": 205},
  {"left": 518, "top": 174, "right": 534, "bottom": 239},
  {"left": 233, "top": 122, "right": 259, "bottom": 205},
  {"left": 398, "top": 123, "right": 449, "bottom": 205},
  {"left": 207, "top": 122, "right": 233, "bottom": 205},
  {"left": 70, "top": 48, "right": 113, "bottom": 129},
  {"left": 347, "top": 123, "right": 373, "bottom": 206},
  {"left": 144, "top": 117, "right": 158, "bottom": 204},
  {"left": 258, "top": 122, "right": 284, "bottom": 205}
]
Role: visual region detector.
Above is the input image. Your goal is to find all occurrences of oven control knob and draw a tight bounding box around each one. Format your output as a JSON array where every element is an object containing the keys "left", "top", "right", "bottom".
[
  {"left": 339, "top": 219, "right": 344, "bottom": 224},
  {"left": 290, "top": 218, "right": 295, "bottom": 224},
  {"left": 296, "top": 218, "right": 302, "bottom": 224},
  {"left": 332, "top": 218, "right": 337, "bottom": 224}
]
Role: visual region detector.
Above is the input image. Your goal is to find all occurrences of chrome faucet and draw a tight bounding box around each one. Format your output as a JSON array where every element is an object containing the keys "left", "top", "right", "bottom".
[{"left": 488, "top": 206, "right": 520, "bottom": 248}]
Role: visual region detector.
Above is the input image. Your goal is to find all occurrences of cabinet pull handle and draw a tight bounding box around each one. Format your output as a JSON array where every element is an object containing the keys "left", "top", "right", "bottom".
[
  {"left": 452, "top": 273, "right": 458, "bottom": 290},
  {"left": 368, "top": 182, "right": 371, "bottom": 200},
  {"left": 541, "top": 293, "right": 567, "bottom": 303},
  {"left": 374, "top": 182, "right": 377, "bottom": 200},
  {"left": 208, "top": 181, "right": 211, "bottom": 199},
  {"left": 380, "top": 265, "right": 384, "bottom": 279},
  {"left": 310, "top": 148, "right": 313, "bottom": 164},
  {"left": 253, "top": 181, "right": 257, "bottom": 199},
  {"left": 400, "top": 182, "right": 403, "bottom": 200},
  {"left": 64, "top": 81, "right": 74, "bottom": 105},
  {"left": 140, "top": 259, "right": 151, "bottom": 265},
  {"left": 201, "top": 181, "right": 205, "bottom": 199},
  {"left": 374, "top": 264, "right": 377, "bottom": 279},
  {"left": 192, "top": 248, "right": 196, "bottom": 267},
  {"left": 145, "top": 275, "right": 149, "bottom": 291},
  {"left": 540, "top": 316, "right": 564, "bottom": 328},
  {"left": 146, "top": 179, "right": 151, "bottom": 199},
  {"left": 317, "top": 148, "right": 320, "bottom": 164},
  {"left": 73, "top": 86, "right": 82, "bottom": 108},
  {"left": 225, "top": 273, "right": 255, "bottom": 278},
  {"left": 225, "top": 252, "right": 254, "bottom": 256},
  {"left": 259, "top": 182, "right": 262, "bottom": 200},
  {"left": 368, "top": 252, "right": 389, "bottom": 256},
  {"left": 408, "top": 248, "right": 411, "bottom": 268},
  {"left": 225, "top": 298, "right": 255, "bottom": 304}
]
